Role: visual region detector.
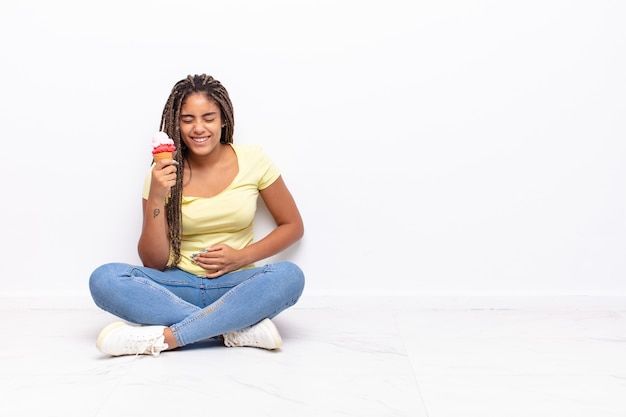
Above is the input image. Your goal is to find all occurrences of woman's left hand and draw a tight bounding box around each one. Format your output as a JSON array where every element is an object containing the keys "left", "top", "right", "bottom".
[{"left": 191, "top": 244, "right": 242, "bottom": 278}]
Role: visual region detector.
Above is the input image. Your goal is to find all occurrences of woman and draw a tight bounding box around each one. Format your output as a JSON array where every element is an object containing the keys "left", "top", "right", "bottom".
[{"left": 89, "top": 74, "right": 305, "bottom": 356}]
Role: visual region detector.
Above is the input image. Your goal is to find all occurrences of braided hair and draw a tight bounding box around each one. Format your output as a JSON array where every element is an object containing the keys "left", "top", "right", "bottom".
[{"left": 158, "top": 74, "right": 235, "bottom": 267}]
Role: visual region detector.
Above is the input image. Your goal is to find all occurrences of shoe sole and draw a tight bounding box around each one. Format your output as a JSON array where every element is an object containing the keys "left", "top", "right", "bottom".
[
  {"left": 96, "top": 321, "right": 126, "bottom": 353},
  {"left": 261, "top": 318, "right": 283, "bottom": 350}
]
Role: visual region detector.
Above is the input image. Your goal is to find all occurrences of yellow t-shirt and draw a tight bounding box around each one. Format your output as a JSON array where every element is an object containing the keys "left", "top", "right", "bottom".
[{"left": 142, "top": 144, "right": 281, "bottom": 276}]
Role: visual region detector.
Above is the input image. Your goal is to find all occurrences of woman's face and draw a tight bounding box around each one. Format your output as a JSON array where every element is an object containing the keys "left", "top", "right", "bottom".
[{"left": 179, "top": 92, "right": 223, "bottom": 156}]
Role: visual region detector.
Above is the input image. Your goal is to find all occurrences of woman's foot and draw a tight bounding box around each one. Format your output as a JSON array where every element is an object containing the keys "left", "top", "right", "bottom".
[
  {"left": 96, "top": 322, "right": 168, "bottom": 356},
  {"left": 223, "top": 318, "right": 283, "bottom": 350}
]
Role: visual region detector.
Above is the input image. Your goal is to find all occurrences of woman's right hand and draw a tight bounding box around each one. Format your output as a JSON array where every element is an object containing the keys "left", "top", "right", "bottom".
[{"left": 150, "top": 159, "right": 178, "bottom": 201}]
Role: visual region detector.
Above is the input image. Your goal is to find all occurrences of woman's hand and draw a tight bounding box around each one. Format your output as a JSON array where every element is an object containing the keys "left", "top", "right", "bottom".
[
  {"left": 192, "top": 244, "right": 244, "bottom": 278},
  {"left": 150, "top": 159, "right": 178, "bottom": 201}
]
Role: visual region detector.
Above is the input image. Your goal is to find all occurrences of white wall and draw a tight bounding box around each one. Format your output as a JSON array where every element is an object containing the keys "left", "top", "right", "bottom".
[{"left": 1, "top": 0, "right": 625, "bottom": 303}]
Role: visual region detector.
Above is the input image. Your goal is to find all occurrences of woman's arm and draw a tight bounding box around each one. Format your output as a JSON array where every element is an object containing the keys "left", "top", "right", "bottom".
[
  {"left": 241, "top": 175, "right": 304, "bottom": 264},
  {"left": 137, "top": 160, "right": 178, "bottom": 269}
]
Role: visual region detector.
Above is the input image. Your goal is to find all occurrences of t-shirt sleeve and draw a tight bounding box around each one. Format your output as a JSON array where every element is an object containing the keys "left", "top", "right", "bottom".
[{"left": 255, "top": 146, "right": 281, "bottom": 190}]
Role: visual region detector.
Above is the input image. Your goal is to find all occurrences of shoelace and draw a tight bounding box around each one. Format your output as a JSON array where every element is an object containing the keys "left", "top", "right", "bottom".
[
  {"left": 133, "top": 337, "right": 168, "bottom": 357},
  {"left": 227, "top": 327, "right": 258, "bottom": 346}
]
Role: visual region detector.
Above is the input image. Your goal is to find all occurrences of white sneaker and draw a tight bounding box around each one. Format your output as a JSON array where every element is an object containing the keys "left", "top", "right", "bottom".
[
  {"left": 223, "top": 318, "right": 283, "bottom": 350},
  {"left": 96, "top": 322, "right": 168, "bottom": 357}
]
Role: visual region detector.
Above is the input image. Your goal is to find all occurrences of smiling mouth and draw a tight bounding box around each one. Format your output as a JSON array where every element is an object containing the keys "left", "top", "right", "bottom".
[{"left": 191, "top": 137, "right": 209, "bottom": 143}]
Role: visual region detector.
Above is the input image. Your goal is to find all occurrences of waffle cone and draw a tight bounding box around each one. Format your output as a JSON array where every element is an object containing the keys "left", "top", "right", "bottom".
[{"left": 153, "top": 152, "right": 173, "bottom": 161}]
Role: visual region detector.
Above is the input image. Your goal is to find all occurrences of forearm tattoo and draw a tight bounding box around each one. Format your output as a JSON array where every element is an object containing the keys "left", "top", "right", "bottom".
[{"left": 153, "top": 208, "right": 160, "bottom": 218}]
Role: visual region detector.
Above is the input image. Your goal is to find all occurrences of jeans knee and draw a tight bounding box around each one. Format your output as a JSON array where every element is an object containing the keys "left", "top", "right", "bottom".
[
  {"left": 88, "top": 262, "right": 123, "bottom": 302},
  {"left": 89, "top": 265, "right": 108, "bottom": 302},
  {"left": 275, "top": 261, "right": 305, "bottom": 299}
]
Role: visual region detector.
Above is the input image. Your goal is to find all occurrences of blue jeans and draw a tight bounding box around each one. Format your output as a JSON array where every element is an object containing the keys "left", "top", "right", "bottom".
[{"left": 89, "top": 261, "right": 305, "bottom": 347}]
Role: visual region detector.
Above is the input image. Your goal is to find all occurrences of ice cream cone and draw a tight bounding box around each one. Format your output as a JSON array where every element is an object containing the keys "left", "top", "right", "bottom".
[{"left": 153, "top": 152, "right": 173, "bottom": 161}]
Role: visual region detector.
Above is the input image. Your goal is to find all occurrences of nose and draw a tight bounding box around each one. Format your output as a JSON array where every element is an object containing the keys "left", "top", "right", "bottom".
[{"left": 191, "top": 122, "right": 207, "bottom": 134}]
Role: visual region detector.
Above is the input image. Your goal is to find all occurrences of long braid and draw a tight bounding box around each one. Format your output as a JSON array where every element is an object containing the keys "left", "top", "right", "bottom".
[{"left": 157, "top": 74, "right": 235, "bottom": 268}]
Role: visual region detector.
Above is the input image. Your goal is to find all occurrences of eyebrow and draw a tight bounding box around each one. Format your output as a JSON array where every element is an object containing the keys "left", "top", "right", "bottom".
[{"left": 180, "top": 111, "right": 218, "bottom": 118}]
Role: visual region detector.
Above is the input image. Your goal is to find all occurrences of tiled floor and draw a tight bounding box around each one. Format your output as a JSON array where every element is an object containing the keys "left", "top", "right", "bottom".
[{"left": 1, "top": 298, "right": 625, "bottom": 416}]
